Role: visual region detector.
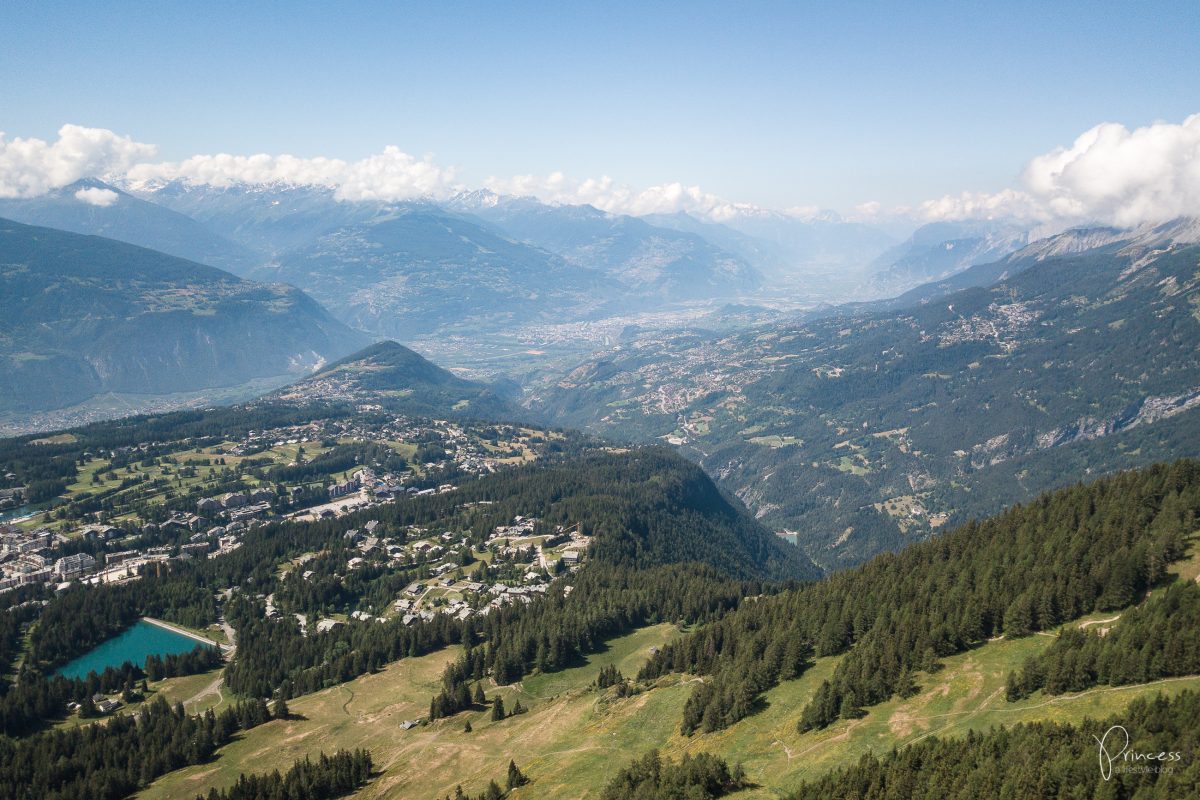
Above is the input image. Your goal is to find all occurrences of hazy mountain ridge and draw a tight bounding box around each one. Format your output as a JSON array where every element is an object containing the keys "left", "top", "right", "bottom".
[
  {"left": 864, "top": 219, "right": 1031, "bottom": 297},
  {"left": 452, "top": 194, "right": 764, "bottom": 300},
  {"left": 131, "top": 180, "right": 385, "bottom": 257},
  {"left": 0, "top": 179, "right": 260, "bottom": 275},
  {"left": 0, "top": 218, "right": 367, "bottom": 420},
  {"left": 252, "top": 206, "right": 609, "bottom": 340}
]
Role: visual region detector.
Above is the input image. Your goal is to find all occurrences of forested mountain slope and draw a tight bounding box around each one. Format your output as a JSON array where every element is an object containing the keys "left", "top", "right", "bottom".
[
  {"left": 0, "top": 219, "right": 367, "bottom": 418},
  {"left": 639, "top": 459, "right": 1199, "bottom": 734},
  {"left": 530, "top": 221, "right": 1200, "bottom": 568},
  {"left": 128, "top": 458, "right": 1200, "bottom": 800}
]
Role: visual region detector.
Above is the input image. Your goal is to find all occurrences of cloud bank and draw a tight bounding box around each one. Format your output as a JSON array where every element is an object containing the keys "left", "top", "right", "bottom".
[
  {"left": 2, "top": 116, "right": 1199, "bottom": 229},
  {"left": 0, "top": 124, "right": 157, "bottom": 199},
  {"left": 124, "top": 146, "right": 458, "bottom": 202},
  {"left": 921, "top": 115, "right": 1200, "bottom": 227},
  {"left": 482, "top": 172, "right": 761, "bottom": 222}
]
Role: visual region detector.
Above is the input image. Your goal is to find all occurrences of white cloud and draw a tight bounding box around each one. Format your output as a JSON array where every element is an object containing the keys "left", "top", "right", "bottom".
[
  {"left": 125, "top": 146, "right": 459, "bottom": 202},
  {"left": 6, "top": 116, "right": 1200, "bottom": 230},
  {"left": 920, "top": 114, "right": 1200, "bottom": 227},
  {"left": 483, "top": 173, "right": 759, "bottom": 221},
  {"left": 0, "top": 125, "right": 157, "bottom": 198},
  {"left": 74, "top": 186, "right": 119, "bottom": 207}
]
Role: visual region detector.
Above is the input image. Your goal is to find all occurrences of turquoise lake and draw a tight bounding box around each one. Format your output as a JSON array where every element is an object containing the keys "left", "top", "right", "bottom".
[{"left": 56, "top": 619, "right": 215, "bottom": 680}]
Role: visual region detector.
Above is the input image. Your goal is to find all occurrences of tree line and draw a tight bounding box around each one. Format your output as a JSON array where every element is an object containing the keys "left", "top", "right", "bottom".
[
  {"left": 1007, "top": 580, "right": 1200, "bottom": 700},
  {"left": 638, "top": 460, "right": 1199, "bottom": 734},
  {"left": 194, "top": 748, "right": 372, "bottom": 800},
  {"left": 785, "top": 690, "right": 1200, "bottom": 799},
  {"left": 0, "top": 694, "right": 273, "bottom": 800},
  {"left": 600, "top": 750, "right": 747, "bottom": 800}
]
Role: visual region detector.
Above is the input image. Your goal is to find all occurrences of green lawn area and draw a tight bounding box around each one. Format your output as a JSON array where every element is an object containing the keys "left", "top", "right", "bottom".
[
  {"left": 137, "top": 625, "right": 681, "bottom": 800},
  {"left": 46, "top": 438, "right": 347, "bottom": 531}
]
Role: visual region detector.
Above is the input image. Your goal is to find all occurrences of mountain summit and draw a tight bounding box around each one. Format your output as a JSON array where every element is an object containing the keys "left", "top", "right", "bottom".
[{"left": 275, "top": 340, "right": 518, "bottom": 420}]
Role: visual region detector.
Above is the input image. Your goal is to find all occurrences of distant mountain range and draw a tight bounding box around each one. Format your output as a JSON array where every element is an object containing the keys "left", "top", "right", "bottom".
[
  {"left": 0, "top": 179, "right": 260, "bottom": 275},
  {"left": 863, "top": 219, "right": 1031, "bottom": 297},
  {"left": 452, "top": 192, "right": 764, "bottom": 301},
  {"left": 528, "top": 217, "right": 1200, "bottom": 569},
  {"left": 0, "top": 218, "right": 367, "bottom": 425},
  {"left": 251, "top": 205, "right": 608, "bottom": 340},
  {"left": 136, "top": 180, "right": 382, "bottom": 258},
  {"left": 716, "top": 208, "right": 897, "bottom": 296},
  {"left": 0, "top": 177, "right": 910, "bottom": 350}
]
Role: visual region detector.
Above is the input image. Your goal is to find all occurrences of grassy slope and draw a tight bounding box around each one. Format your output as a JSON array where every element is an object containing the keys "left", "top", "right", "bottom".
[
  {"left": 138, "top": 612, "right": 1200, "bottom": 800},
  {"left": 140, "top": 541, "right": 1200, "bottom": 798},
  {"left": 54, "top": 666, "right": 228, "bottom": 733}
]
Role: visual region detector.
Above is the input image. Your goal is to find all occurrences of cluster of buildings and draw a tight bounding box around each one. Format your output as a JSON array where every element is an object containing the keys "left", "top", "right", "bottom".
[
  {"left": 196, "top": 488, "right": 276, "bottom": 520},
  {"left": 383, "top": 517, "right": 589, "bottom": 624},
  {"left": 0, "top": 524, "right": 97, "bottom": 590}
]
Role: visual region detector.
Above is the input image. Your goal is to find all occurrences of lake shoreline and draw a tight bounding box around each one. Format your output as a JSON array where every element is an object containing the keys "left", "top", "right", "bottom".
[
  {"left": 142, "top": 616, "right": 230, "bottom": 651},
  {"left": 56, "top": 618, "right": 222, "bottom": 680}
]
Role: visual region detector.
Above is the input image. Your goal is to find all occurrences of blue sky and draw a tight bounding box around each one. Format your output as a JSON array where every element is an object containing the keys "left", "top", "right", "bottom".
[{"left": 2, "top": 0, "right": 1199, "bottom": 211}]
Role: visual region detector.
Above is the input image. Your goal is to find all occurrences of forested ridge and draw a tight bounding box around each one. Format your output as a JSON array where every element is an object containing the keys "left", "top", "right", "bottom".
[
  {"left": 1007, "top": 580, "right": 1200, "bottom": 699},
  {"left": 639, "top": 460, "right": 1199, "bottom": 734},
  {"left": 229, "top": 561, "right": 754, "bottom": 699},
  {"left": 224, "top": 447, "right": 805, "bottom": 698}
]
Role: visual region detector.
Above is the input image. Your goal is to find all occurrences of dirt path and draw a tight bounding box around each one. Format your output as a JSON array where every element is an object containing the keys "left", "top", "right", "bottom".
[
  {"left": 217, "top": 615, "right": 238, "bottom": 650},
  {"left": 901, "top": 675, "right": 1200, "bottom": 747},
  {"left": 144, "top": 616, "right": 233, "bottom": 653},
  {"left": 791, "top": 718, "right": 867, "bottom": 760},
  {"left": 1079, "top": 615, "right": 1121, "bottom": 630},
  {"left": 184, "top": 675, "right": 225, "bottom": 711},
  {"left": 513, "top": 680, "right": 556, "bottom": 701}
]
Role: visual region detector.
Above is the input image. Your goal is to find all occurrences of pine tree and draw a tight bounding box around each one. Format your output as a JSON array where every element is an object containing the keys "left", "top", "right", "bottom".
[
  {"left": 507, "top": 759, "right": 528, "bottom": 790},
  {"left": 463, "top": 719, "right": 472, "bottom": 733},
  {"left": 491, "top": 696, "right": 505, "bottom": 721},
  {"left": 273, "top": 698, "right": 290, "bottom": 719}
]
